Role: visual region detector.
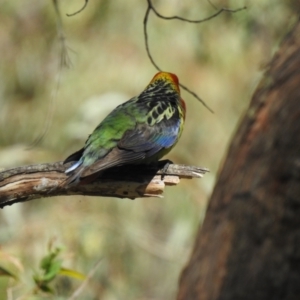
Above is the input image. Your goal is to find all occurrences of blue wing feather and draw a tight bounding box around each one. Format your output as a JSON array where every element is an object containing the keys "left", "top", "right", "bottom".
[{"left": 118, "top": 118, "right": 180, "bottom": 156}]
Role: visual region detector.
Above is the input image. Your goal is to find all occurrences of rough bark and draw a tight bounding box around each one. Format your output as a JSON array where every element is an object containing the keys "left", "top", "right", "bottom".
[
  {"left": 177, "top": 20, "right": 300, "bottom": 300},
  {"left": 0, "top": 162, "right": 208, "bottom": 209}
]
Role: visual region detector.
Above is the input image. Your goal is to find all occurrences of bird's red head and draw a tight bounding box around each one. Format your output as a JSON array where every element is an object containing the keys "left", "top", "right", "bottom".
[{"left": 150, "top": 72, "right": 180, "bottom": 94}]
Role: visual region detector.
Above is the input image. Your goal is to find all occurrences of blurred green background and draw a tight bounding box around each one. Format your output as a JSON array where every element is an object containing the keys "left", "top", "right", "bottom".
[{"left": 0, "top": 0, "right": 297, "bottom": 299}]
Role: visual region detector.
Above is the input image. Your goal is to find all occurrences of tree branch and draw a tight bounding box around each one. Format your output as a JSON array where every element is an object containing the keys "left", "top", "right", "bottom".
[{"left": 0, "top": 162, "right": 209, "bottom": 209}]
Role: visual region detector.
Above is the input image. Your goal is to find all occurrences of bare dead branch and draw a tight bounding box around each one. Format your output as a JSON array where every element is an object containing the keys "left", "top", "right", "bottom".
[{"left": 0, "top": 162, "right": 209, "bottom": 209}]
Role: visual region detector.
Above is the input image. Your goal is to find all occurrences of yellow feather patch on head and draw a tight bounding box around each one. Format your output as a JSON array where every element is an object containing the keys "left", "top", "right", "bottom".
[{"left": 149, "top": 72, "right": 180, "bottom": 94}]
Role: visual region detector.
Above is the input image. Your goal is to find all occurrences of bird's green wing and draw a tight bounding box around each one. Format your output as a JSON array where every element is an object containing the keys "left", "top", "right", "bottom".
[{"left": 79, "top": 104, "right": 182, "bottom": 177}]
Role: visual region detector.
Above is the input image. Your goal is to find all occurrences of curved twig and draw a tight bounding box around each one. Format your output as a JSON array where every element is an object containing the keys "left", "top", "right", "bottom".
[
  {"left": 67, "top": 0, "right": 89, "bottom": 17},
  {"left": 144, "top": 0, "right": 246, "bottom": 112},
  {"left": 147, "top": 0, "right": 246, "bottom": 23},
  {"left": 28, "top": 0, "right": 72, "bottom": 149},
  {"left": 143, "top": 4, "right": 161, "bottom": 72}
]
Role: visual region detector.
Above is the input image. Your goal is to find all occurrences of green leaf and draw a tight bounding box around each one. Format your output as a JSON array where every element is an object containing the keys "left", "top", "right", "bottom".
[
  {"left": 40, "top": 248, "right": 61, "bottom": 271},
  {"left": 42, "top": 260, "right": 62, "bottom": 282}
]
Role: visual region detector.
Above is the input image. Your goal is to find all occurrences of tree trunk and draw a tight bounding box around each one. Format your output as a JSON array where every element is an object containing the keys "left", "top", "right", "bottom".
[{"left": 177, "top": 20, "right": 300, "bottom": 300}]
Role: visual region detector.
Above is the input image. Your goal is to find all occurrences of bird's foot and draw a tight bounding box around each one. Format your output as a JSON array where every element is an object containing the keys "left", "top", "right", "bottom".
[{"left": 157, "top": 159, "right": 173, "bottom": 180}]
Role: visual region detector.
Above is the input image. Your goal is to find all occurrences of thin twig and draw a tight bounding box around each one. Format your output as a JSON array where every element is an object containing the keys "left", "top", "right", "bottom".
[
  {"left": 180, "top": 84, "right": 214, "bottom": 113},
  {"left": 143, "top": 5, "right": 161, "bottom": 72},
  {"left": 143, "top": 3, "right": 213, "bottom": 112},
  {"left": 53, "top": 0, "right": 72, "bottom": 69},
  {"left": 67, "top": 0, "right": 89, "bottom": 17},
  {"left": 147, "top": 0, "right": 246, "bottom": 23},
  {"left": 27, "top": 0, "right": 72, "bottom": 149},
  {"left": 68, "top": 258, "right": 102, "bottom": 300},
  {"left": 143, "top": 0, "right": 246, "bottom": 112},
  {"left": 206, "top": 0, "right": 218, "bottom": 11}
]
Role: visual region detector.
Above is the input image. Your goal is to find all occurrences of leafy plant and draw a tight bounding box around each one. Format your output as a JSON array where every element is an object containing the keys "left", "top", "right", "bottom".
[{"left": 33, "top": 243, "right": 85, "bottom": 294}]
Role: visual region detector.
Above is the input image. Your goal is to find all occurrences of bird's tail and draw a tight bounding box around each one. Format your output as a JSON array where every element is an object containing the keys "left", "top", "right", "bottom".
[{"left": 60, "top": 162, "right": 85, "bottom": 189}]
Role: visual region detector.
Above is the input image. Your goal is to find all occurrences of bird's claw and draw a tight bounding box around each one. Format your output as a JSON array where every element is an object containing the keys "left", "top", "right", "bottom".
[{"left": 158, "top": 159, "right": 173, "bottom": 180}]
